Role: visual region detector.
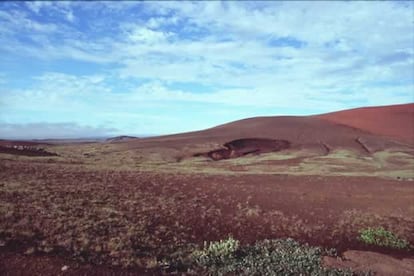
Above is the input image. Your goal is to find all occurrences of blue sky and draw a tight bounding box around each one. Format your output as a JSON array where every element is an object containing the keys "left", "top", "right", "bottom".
[{"left": 0, "top": 1, "right": 413, "bottom": 139}]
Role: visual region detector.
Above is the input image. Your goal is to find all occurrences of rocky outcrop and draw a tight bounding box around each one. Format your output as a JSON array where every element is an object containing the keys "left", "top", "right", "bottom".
[{"left": 0, "top": 145, "right": 58, "bottom": 157}]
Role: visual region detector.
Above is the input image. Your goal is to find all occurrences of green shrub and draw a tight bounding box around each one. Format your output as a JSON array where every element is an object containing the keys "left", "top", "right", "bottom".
[
  {"left": 191, "top": 236, "right": 240, "bottom": 269},
  {"left": 359, "top": 227, "right": 410, "bottom": 249},
  {"left": 186, "top": 238, "right": 368, "bottom": 275}
]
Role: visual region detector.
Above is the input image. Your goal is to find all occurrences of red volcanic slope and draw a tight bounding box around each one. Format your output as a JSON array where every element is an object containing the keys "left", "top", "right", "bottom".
[
  {"left": 130, "top": 104, "right": 414, "bottom": 155},
  {"left": 315, "top": 103, "right": 414, "bottom": 144}
]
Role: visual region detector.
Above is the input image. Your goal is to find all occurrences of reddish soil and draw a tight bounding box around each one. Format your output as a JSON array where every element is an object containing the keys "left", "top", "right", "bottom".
[
  {"left": 323, "top": 250, "right": 414, "bottom": 276},
  {"left": 0, "top": 249, "right": 150, "bottom": 276},
  {"left": 0, "top": 159, "right": 413, "bottom": 274},
  {"left": 315, "top": 103, "right": 414, "bottom": 145}
]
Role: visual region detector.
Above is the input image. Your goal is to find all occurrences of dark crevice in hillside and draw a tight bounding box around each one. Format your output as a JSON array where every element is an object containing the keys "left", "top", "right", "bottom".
[
  {"left": 355, "top": 138, "right": 371, "bottom": 154},
  {"left": 319, "top": 142, "right": 331, "bottom": 155},
  {"left": 194, "top": 138, "right": 290, "bottom": 161}
]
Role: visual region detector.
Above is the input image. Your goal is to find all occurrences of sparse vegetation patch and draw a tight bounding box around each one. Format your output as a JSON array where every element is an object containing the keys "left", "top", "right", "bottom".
[
  {"left": 167, "top": 237, "right": 369, "bottom": 275},
  {"left": 0, "top": 159, "right": 412, "bottom": 274},
  {"left": 359, "top": 227, "right": 410, "bottom": 249}
]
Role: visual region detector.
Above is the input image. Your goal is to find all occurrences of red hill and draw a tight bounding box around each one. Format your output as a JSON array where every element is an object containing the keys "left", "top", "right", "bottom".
[
  {"left": 130, "top": 104, "right": 413, "bottom": 158},
  {"left": 315, "top": 103, "right": 414, "bottom": 145}
]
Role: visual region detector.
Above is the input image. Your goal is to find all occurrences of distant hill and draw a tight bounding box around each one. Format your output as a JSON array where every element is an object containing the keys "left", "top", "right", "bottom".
[{"left": 106, "top": 135, "right": 138, "bottom": 143}]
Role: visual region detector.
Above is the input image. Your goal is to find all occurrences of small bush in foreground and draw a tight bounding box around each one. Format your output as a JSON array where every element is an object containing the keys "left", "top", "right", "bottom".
[
  {"left": 192, "top": 236, "right": 240, "bottom": 268},
  {"left": 359, "top": 227, "right": 410, "bottom": 249},
  {"left": 167, "top": 238, "right": 370, "bottom": 275}
]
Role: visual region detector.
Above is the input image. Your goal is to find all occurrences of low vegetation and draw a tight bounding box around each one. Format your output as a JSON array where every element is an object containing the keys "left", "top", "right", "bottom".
[
  {"left": 0, "top": 160, "right": 412, "bottom": 274},
  {"left": 359, "top": 227, "right": 411, "bottom": 249},
  {"left": 165, "top": 237, "right": 369, "bottom": 275}
]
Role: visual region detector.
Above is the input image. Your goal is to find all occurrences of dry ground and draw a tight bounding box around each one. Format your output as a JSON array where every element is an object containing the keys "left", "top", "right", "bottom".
[{"left": 0, "top": 139, "right": 413, "bottom": 275}]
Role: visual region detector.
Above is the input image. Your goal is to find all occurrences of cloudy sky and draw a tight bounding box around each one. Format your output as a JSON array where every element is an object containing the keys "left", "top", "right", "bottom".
[{"left": 0, "top": 1, "right": 413, "bottom": 139}]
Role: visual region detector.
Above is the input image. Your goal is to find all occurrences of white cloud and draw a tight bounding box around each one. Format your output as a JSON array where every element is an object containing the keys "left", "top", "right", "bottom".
[
  {"left": 0, "top": 9, "right": 58, "bottom": 33},
  {"left": 5, "top": 1, "right": 413, "bottom": 89},
  {"left": 127, "top": 26, "right": 172, "bottom": 44},
  {"left": 26, "top": 1, "right": 76, "bottom": 23},
  {"left": 26, "top": 1, "right": 51, "bottom": 14},
  {"left": 110, "top": 1, "right": 413, "bottom": 101},
  {"left": 65, "top": 9, "right": 75, "bottom": 23}
]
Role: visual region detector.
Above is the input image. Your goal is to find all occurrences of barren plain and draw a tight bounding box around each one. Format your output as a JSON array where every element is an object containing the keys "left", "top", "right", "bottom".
[{"left": 0, "top": 104, "right": 413, "bottom": 275}]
